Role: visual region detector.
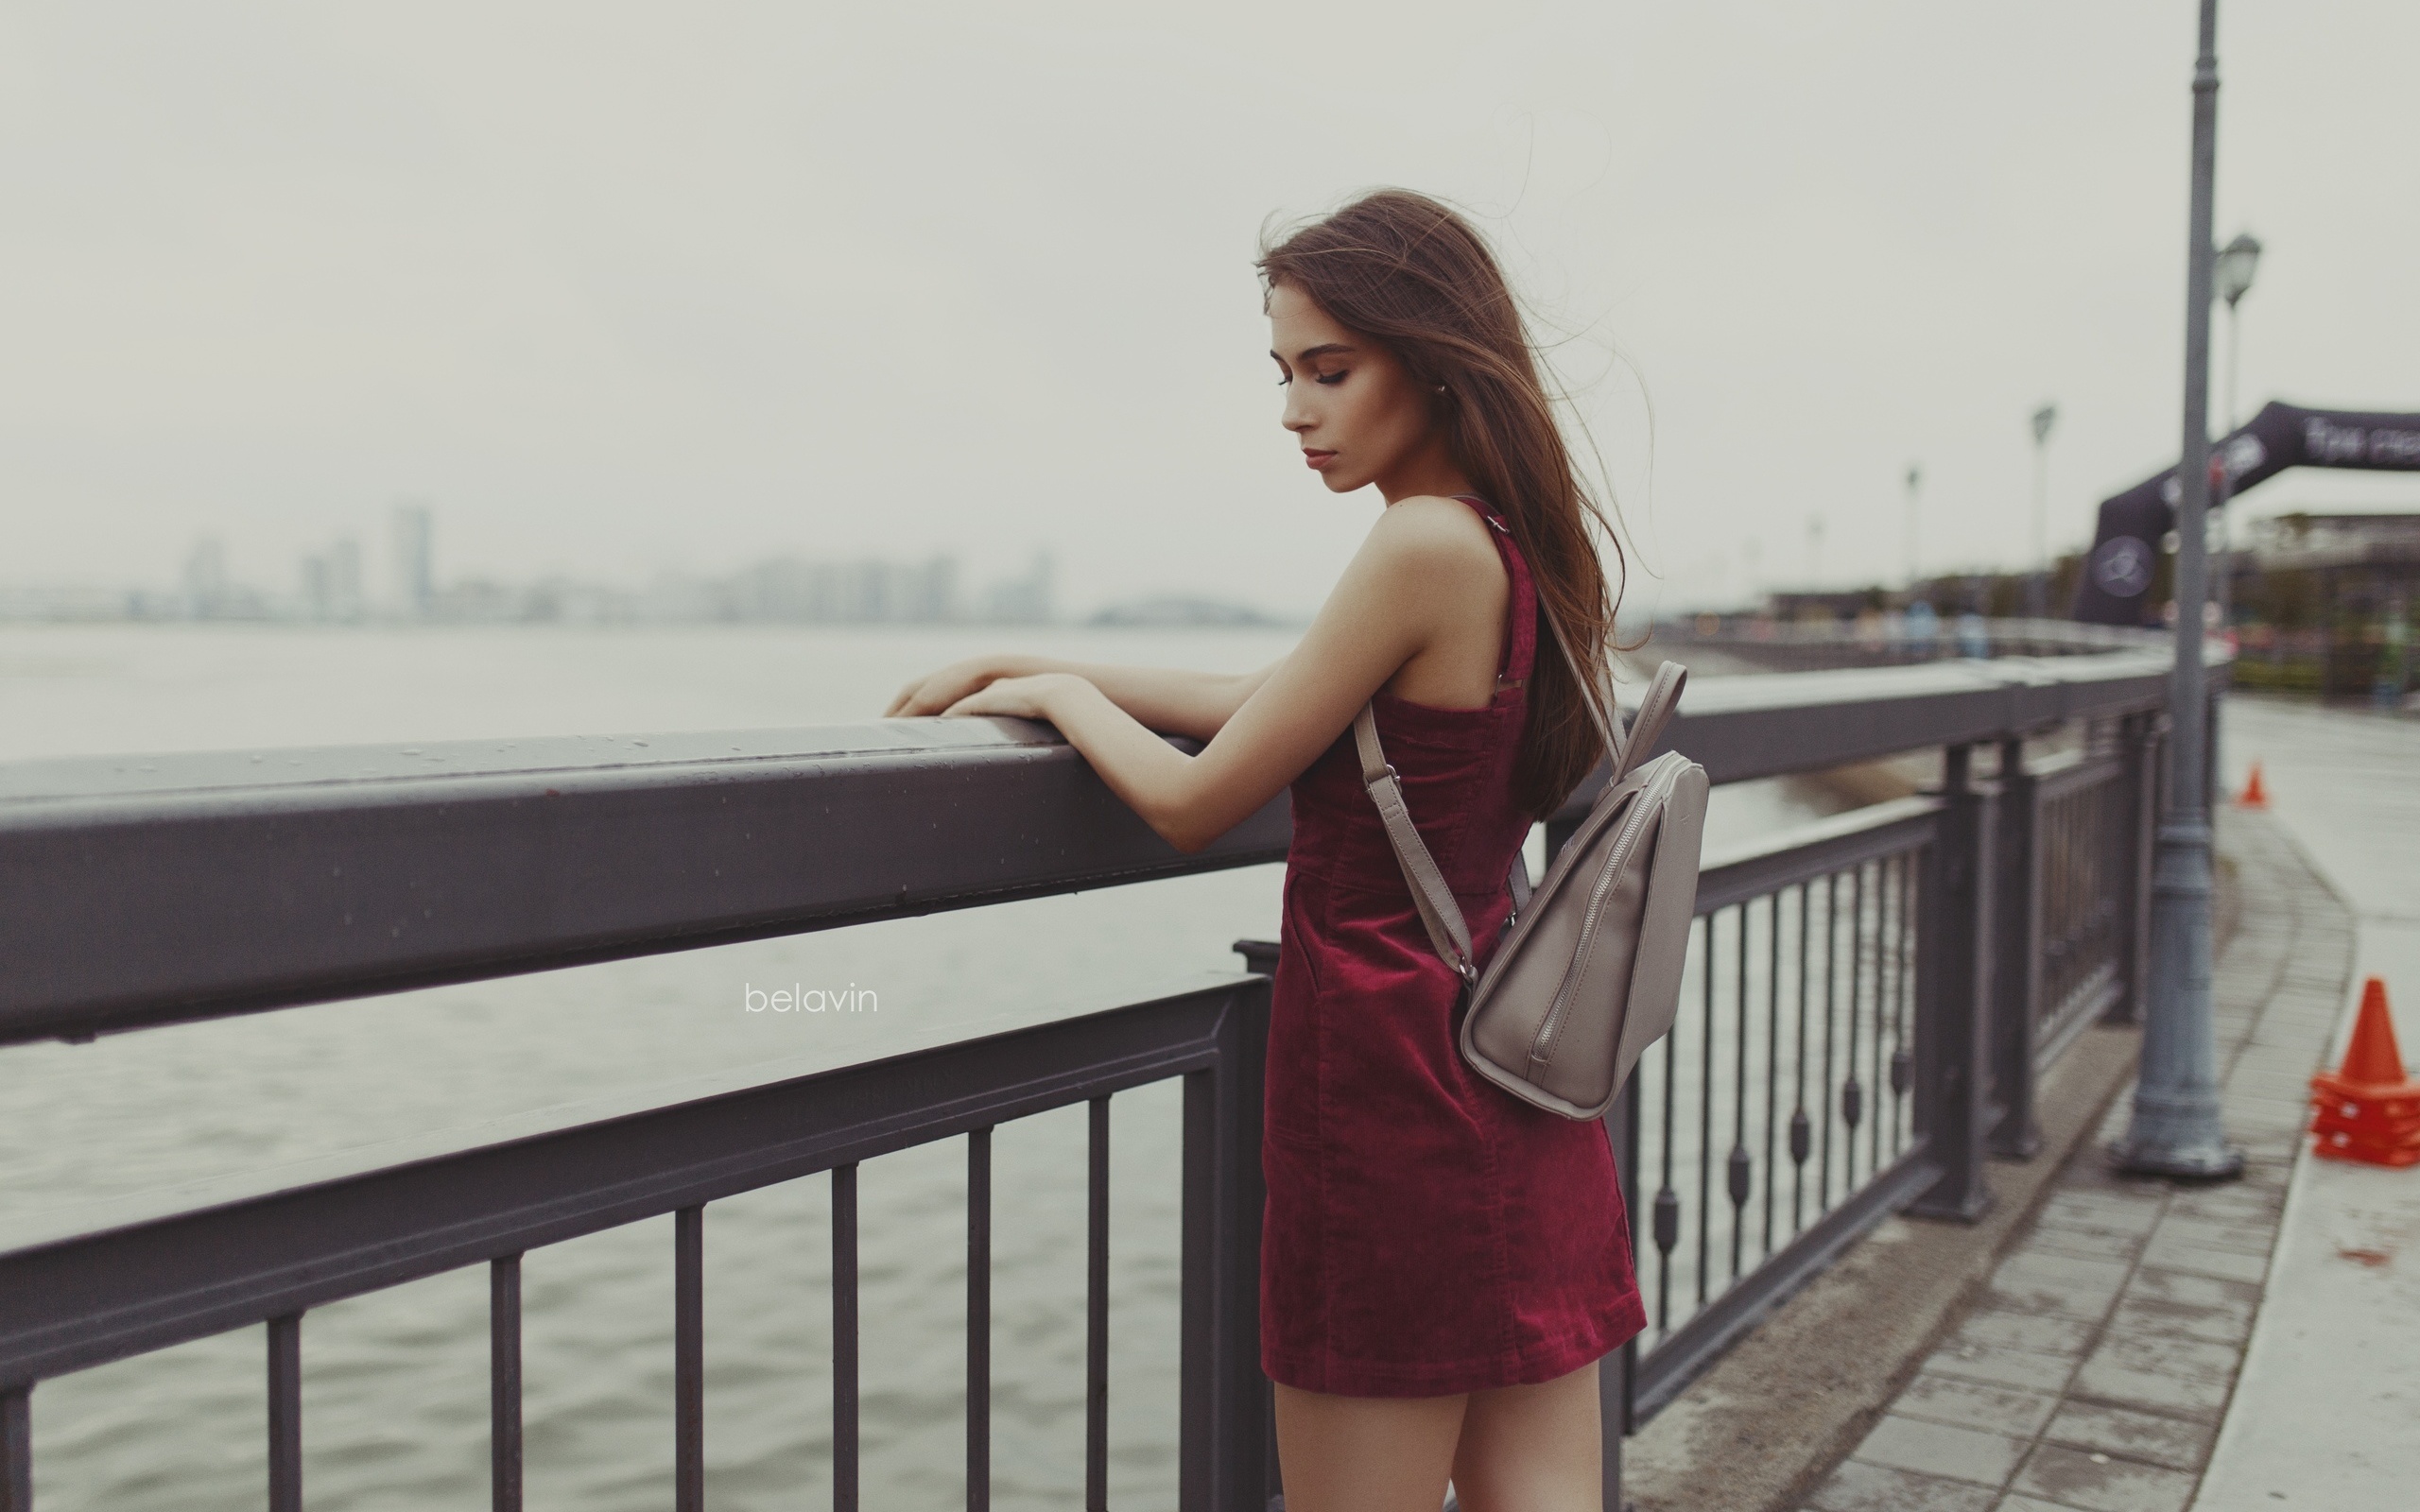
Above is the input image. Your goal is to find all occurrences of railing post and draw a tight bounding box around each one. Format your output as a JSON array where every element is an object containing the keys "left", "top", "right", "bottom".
[
  {"left": 1987, "top": 737, "right": 2044, "bottom": 1159},
  {"left": 2, "top": 1384, "right": 27, "bottom": 1512},
  {"left": 1182, "top": 975, "right": 1273, "bottom": 1512},
  {"left": 2108, "top": 713, "right": 2163, "bottom": 1026},
  {"left": 1596, "top": 1078, "right": 1636, "bottom": 1512},
  {"left": 1909, "top": 745, "right": 1996, "bottom": 1221}
]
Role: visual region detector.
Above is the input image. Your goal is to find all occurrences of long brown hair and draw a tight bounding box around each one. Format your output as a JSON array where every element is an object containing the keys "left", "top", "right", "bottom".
[{"left": 1258, "top": 188, "right": 1631, "bottom": 820}]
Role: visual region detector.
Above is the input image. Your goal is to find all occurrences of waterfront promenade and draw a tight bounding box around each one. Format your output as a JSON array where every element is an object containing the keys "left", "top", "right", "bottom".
[
  {"left": 1779, "top": 696, "right": 2418, "bottom": 1512},
  {"left": 10, "top": 637, "right": 2403, "bottom": 1511}
]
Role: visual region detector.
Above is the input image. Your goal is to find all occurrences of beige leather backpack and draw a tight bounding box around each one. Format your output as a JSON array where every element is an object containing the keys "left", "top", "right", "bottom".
[{"left": 1354, "top": 637, "right": 1709, "bottom": 1122}]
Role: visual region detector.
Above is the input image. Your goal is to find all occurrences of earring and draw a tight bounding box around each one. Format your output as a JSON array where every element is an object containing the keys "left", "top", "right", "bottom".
[{"left": 1435, "top": 384, "right": 1449, "bottom": 395}]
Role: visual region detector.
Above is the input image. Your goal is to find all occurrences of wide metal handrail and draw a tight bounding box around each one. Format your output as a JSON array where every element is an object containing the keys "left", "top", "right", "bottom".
[{"left": 0, "top": 649, "right": 2171, "bottom": 1046}]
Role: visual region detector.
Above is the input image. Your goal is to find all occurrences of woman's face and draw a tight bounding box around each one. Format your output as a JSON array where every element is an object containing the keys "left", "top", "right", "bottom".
[{"left": 1268, "top": 280, "right": 1440, "bottom": 497}]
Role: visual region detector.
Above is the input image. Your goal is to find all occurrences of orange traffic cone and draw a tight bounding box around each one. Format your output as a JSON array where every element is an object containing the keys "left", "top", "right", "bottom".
[
  {"left": 2237, "top": 763, "right": 2270, "bottom": 809},
  {"left": 2309, "top": 978, "right": 2420, "bottom": 1168}
]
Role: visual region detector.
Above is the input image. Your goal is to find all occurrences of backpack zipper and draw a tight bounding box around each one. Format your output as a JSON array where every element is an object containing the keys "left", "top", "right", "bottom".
[
  {"left": 1524, "top": 756, "right": 1685, "bottom": 1076},
  {"left": 1468, "top": 762, "right": 1646, "bottom": 1001}
]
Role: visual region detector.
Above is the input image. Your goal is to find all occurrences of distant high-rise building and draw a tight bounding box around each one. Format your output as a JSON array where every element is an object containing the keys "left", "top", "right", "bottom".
[
  {"left": 299, "top": 552, "right": 332, "bottom": 620},
  {"left": 182, "top": 536, "right": 228, "bottom": 618},
  {"left": 391, "top": 501, "right": 433, "bottom": 619},
  {"left": 300, "top": 535, "right": 366, "bottom": 622},
  {"left": 980, "top": 549, "right": 1054, "bottom": 624},
  {"left": 329, "top": 536, "right": 363, "bottom": 621}
]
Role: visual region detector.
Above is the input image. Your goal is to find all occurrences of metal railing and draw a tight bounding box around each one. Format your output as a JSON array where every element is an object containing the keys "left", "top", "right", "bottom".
[
  {"left": 0, "top": 644, "right": 2179, "bottom": 1511},
  {"left": 1649, "top": 617, "right": 2173, "bottom": 673}
]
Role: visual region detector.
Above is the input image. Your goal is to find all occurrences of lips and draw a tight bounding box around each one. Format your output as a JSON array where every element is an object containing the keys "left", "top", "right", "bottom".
[{"left": 1304, "top": 450, "right": 1337, "bottom": 472}]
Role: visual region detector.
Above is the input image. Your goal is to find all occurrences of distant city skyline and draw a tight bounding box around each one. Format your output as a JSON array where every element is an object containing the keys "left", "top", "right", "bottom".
[{"left": 0, "top": 499, "right": 1301, "bottom": 627}]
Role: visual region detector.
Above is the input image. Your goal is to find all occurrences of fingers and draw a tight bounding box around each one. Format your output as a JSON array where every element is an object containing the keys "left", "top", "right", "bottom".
[{"left": 887, "top": 676, "right": 942, "bottom": 718}]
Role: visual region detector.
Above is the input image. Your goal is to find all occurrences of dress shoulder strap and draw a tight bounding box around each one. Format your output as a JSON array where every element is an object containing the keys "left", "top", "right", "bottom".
[{"left": 1448, "top": 494, "right": 1536, "bottom": 690}]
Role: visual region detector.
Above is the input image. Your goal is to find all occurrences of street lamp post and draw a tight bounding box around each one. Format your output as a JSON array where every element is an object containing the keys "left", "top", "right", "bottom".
[
  {"left": 2030, "top": 404, "right": 2058, "bottom": 619},
  {"left": 2111, "top": 0, "right": 2244, "bottom": 1183},
  {"left": 2212, "top": 232, "right": 2262, "bottom": 630},
  {"left": 1905, "top": 464, "right": 1924, "bottom": 601}
]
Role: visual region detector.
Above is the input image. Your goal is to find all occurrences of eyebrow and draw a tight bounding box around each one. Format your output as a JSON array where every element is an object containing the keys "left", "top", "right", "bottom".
[{"left": 1270, "top": 342, "right": 1357, "bottom": 364}]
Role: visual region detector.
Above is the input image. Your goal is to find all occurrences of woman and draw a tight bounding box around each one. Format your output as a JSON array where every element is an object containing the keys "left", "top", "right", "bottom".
[{"left": 884, "top": 189, "right": 1646, "bottom": 1512}]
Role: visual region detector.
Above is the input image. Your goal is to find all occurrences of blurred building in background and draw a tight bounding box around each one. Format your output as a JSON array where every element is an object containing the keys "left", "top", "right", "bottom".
[{"left": 390, "top": 503, "right": 434, "bottom": 620}]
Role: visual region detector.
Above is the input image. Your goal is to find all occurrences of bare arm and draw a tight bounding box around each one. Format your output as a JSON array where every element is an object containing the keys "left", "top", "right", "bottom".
[
  {"left": 931, "top": 498, "right": 1482, "bottom": 852},
  {"left": 887, "top": 654, "right": 1281, "bottom": 741}
]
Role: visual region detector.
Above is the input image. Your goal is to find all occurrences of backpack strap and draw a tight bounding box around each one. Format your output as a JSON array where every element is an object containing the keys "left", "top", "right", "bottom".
[
  {"left": 1622, "top": 662, "right": 1688, "bottom": 773},
  {"left": 1352, "top": 703, "right": 1479, "bottom": 983},
  {"left": 1351, "top": 652, "right": 1687, "bottom": 982}
]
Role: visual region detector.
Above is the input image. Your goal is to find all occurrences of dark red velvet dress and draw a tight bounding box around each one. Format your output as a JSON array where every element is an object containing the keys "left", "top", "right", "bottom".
[{"left": 1261, "top": 493, "right": 1649, "bottom": 1398}]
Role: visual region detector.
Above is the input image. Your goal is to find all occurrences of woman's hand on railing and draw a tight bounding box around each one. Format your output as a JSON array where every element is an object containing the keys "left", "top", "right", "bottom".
[
  {"left": 885, "top": 657, "right": 1013, "bottom": 717},
  {"left": 934, "top": 672, "right": 1083, "bottom": 723}
]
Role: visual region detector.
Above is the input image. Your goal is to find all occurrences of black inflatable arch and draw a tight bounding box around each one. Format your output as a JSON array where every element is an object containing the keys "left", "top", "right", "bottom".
[{"left": 2070, "top": 402, "right": 2420, "bottom": 624}]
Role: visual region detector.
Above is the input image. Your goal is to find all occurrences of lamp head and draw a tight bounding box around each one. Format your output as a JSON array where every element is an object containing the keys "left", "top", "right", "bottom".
[
  {"left": 2215, "top": 232, "right": 2262, "bottom": 308},
  {"left": 2031, "top": 403, "right": 2057, "bottom": 446}
]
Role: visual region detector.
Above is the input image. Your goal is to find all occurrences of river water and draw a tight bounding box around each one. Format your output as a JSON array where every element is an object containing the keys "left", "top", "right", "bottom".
[{"left": 0, "top": 623, "right": 1830, "bottom": 1511}]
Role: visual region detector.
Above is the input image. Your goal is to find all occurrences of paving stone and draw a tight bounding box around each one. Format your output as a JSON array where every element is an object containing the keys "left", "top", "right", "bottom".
[
  {"left": 2231, "top": 1159, "right": 2295, "bottom": 1193},
  {"left": 2146, "top": 1213, "right": 2274, "bottom": 1258},
  {"left": 2122, "top": 1267, "right": 2260, "bottom": 1313},
  {"left": 2106, "top": 1291, "right": 2255, "bottom": 1347},
  {"left": 1806, "top": 1459, "right": 1997, "bottom": 1512},
  {"left": 2039, "top": 1194, "right": 2162, "bottom": 1237},
  {"left": 2223, "top": 1068, "right": 2311, "bottom": 1099},
  {"left": 2221, "top": 1098, "right": 2310, "bottom": 1135},
  {"left": 2021, "top": 1226, "right": 2142, "bottom": 1263},
  {"left": 1894, "top": 1373, "right": 2060, "bottom": 1437},
  {"left": 2038, "top": 1400, "right": 2216, "bottom": 1473},
  {"left": 1999, "top": 1250, "right": 2134, "bottom": 1292},
  {"left": 2011, "top": 1442, "right": 2198, "bottom": 1512},
  {"left": 1849, "top": 1413, "right": 2026, "bottom": 1487},
  {"left": 1948, "top": 1307, "right": 2098, "bottom": 1358},
  {"left": 1920, "top": 1342, "right": 2076, "bottom": 1395},
  {"left": 2135, "top": 1233, "right": 2267, "bottom": 1284},
  {"left": 2071, "top": 1332, "right": 2238, "bottom": 1418},
  {"left": 2159, "top": 1189, "right": 2282, "bottom": 1227},
  {"left": 1987, "top": 1252, "right": 2131, "bottom": 1322},
  {"left": 2226, "top": 1130, "right": 2306, "bottom": 1164},
  {"left": 1996, "top": 1498, "right": 2087, "bottom": 1512}
]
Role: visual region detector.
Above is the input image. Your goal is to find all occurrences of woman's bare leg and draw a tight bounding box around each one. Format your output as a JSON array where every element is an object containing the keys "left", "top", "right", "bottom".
[
  {"left": 1271, "top": 1379, "right": 1466, "bottom": 1512},
  {"left": 1447, "top": 1356, "right": 1603, "bottom": 1512}
]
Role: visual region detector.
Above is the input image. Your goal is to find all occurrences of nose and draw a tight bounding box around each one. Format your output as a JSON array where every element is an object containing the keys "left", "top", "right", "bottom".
[{"left": 1282, "top": 385, "right": 1314, "bottom": 435}]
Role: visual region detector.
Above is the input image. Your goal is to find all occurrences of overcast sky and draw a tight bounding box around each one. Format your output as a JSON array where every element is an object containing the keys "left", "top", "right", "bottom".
[{"left": 4, "top": 1, "right": 2414, "bottom": 619}]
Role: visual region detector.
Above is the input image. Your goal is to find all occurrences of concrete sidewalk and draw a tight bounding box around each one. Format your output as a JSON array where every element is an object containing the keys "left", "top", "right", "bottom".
[
  {"left": 1798, "top": 805, "right": 2344, "bottom": 1512},
  {"left": 2193, "top": 699, "right": 2420, "bottom": 1508}
]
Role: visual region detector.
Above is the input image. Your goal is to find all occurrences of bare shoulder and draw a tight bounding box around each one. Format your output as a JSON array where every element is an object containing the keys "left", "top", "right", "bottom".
[{"left": 1361, "top": 494, "right": 1504, "bottom": 583}]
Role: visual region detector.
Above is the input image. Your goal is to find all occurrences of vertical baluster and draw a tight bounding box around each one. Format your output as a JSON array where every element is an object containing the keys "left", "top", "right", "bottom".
[
  {"left": 1086, "top": 1096, "right": 1110, "bottom": 1512},
  {"left": 1728, "top": 902, "right": 1751, "bottom": 1282},
  {"left": 1894, "top": 850, "right": 1916, "bottom": 1154},
  {"left": 1654, "top": 1026, "right": 1679, "bottom": 1337},
  {"left": 968, "top": 1125, "right": 992, "bottom": 1512},
  {"left": 1821, "top": 870, "right": 1840, "bottom": 1211},
  {"left": 268, "top": 1313, "right": 302, "bottom": 1512},
  {"left": 1790, "top": 881, "right": 1812, "bottom": 1233},
  {"left": 1842, "top": 863, "right": 1866, "bottom": 1188},
  {"left": 1763, "top": 889, "right": 1782, "bottom": 1258},
  {"left": 3, "top": 1383, "right": 30, "bottom": 1512},
  {"left": 1873, "top": 855, "right": 1893, "bottom": 1176},
  {"left": 833, "top": 1162, "right": 859, "bottom": 1512},
  {"left": 492, "top": 1254, "right": 523, "bottom": 1512},
  {"left": 1697, "top": 910, "right": 1716, "bottom": 1308},
  {"left": 675, "top": 1206, "right": 703, "bottom": 1512}
]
